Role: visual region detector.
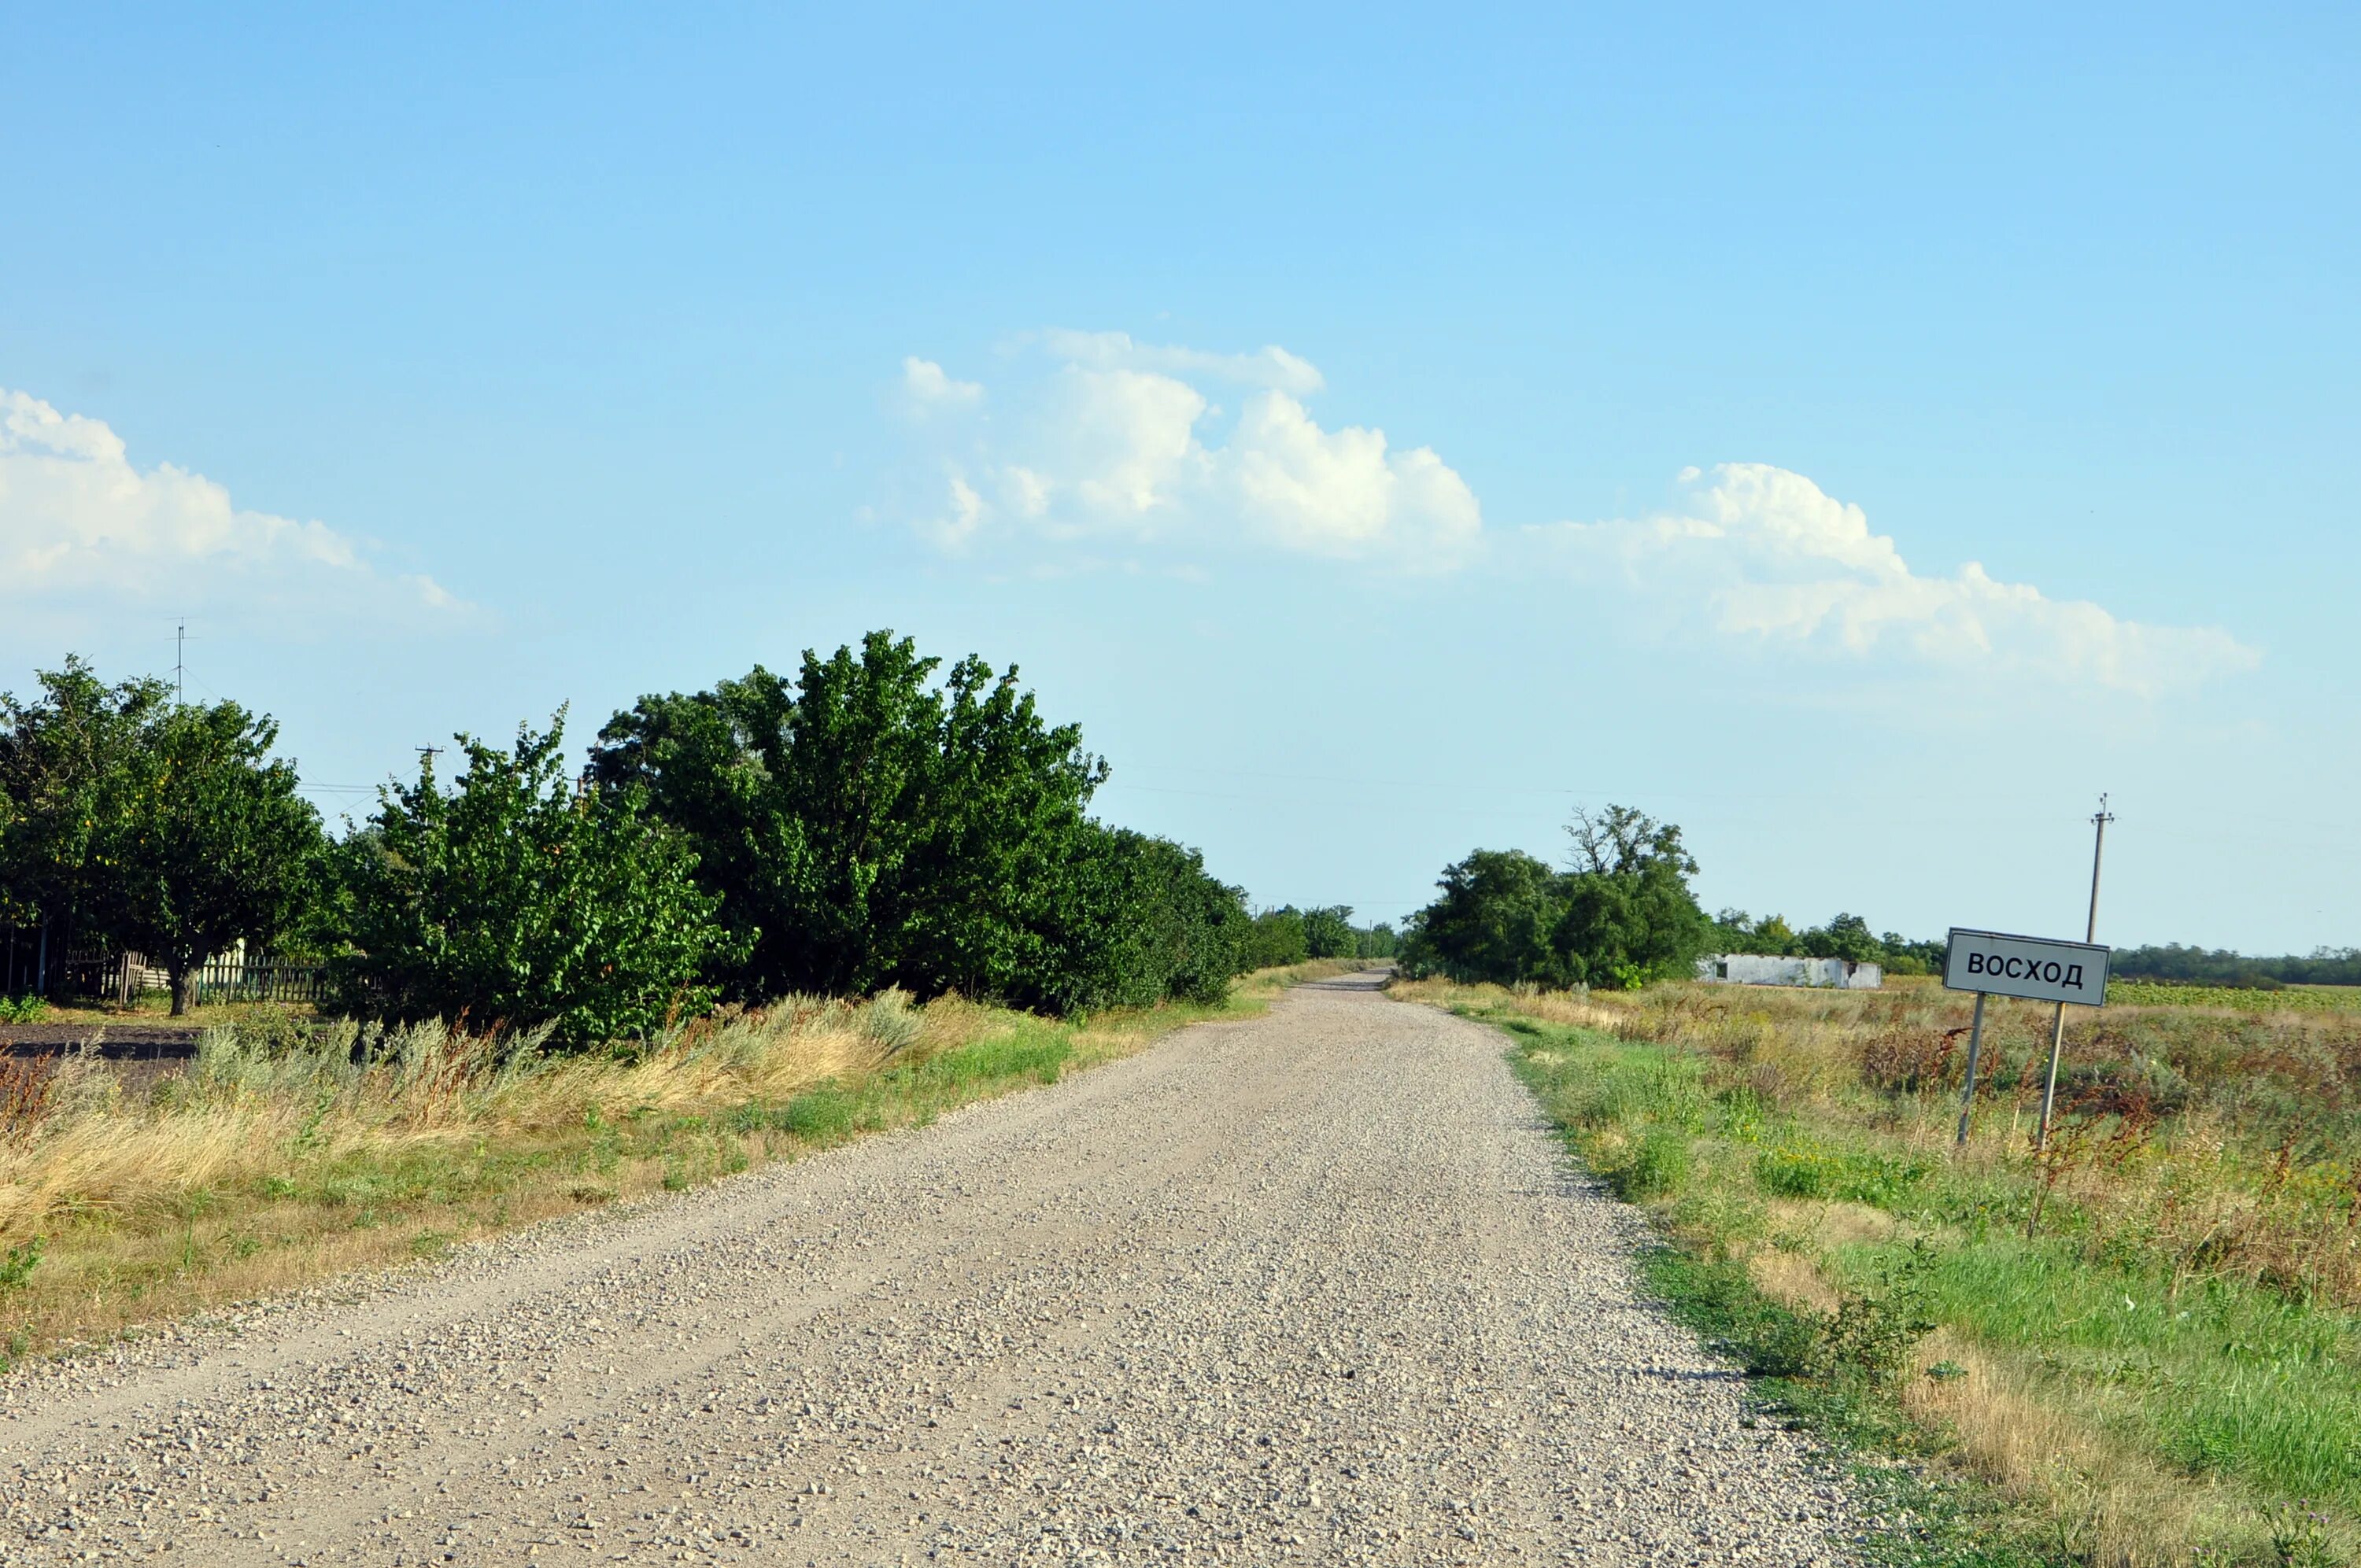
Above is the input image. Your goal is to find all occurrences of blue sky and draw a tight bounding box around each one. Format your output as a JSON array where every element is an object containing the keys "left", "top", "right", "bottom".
[{"left": 5, "top": 4, "right": 2355, "bottom": 953}]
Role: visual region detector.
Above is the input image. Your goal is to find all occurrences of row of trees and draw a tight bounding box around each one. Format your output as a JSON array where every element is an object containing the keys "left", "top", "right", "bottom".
[
  {"left": 1238, "top": 905, "right": 1396, "bottom": 970},
  {"left": 2108, "top": 943, "right": 2361, "bottom": 990},
  {"left": 1397, "top": 806, "right": 1954, "bottom": 990},
  {"left": 0, "top": 635, "right": 1299, "bottom": 1047}
]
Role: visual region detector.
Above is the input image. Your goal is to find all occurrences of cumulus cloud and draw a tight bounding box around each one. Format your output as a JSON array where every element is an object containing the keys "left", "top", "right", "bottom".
[
  {"left": 1542, "top": 462, "right": 2258, "bottom": 693},
  {"left": 900, "top": 356, "right": 982, "bottom": 410},
  {"left": 896, "top": 334, "right": 1479, "bottom": 568},
  {"left": 1033, "top": 330, "right": 1326, "bottom": 396},
  {"left": 1, "top": 388, "right": 462, "bottom": 622}
]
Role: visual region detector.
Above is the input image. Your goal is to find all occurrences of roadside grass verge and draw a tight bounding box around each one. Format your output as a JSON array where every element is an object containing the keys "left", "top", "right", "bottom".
[
  {"left": 0, "top": 967, "right": 1343, "bottom": 1368},
  {"left": 1394, "top": 977, "right": 2361, "bottom": 1568}
]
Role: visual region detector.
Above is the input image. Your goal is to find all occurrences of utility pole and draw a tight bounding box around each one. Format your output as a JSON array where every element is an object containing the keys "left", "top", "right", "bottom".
[
  {"left": 2034, "top": 794, "right": 2115, "bottom": 1151},
  {"left": 416, "top": 745, "right": 445, "bottom": 777},
  {"left": 175, "top": 620, "right": 187, "bottom": 704}
]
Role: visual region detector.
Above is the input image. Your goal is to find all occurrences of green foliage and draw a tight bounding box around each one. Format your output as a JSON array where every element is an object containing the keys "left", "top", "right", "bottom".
[
  {"left": 1300, "top": 905, "right": 1358, "bottom": 960},
  {"left": 1398, "top": 806, "right": 1713, "bottom": 989},
  {"left": 0, "top": 658, "right": 329, "bottom": 1012},
  {"left": 1754, "top": 1139, "right": 1933, "bottom": 1208},
  {"left": 1711, "top": 908, "right": 1945, "bottom": 976},
  {"left": 0, "top": 1236, "right": 40, "bottom": 1293},
  {"left": 1240, "top": 906, "right": 1310, "bottom": 969},
  {"left": 1621, "top": 1127, "right": 1691, "bottom": 1199},
  {"left": 2114, "top": 942, "right": 2361, "bottom": 990},
  {"left": 1034, "top": 827, "right": 1249, "bottom": 1012},
  {"left": 1398, "top": 848, "right": 1561, "bottom": 984},
  {"left": 591, "top": 632, "right": 1241, "bottom": 1014},
  {"left": 1815, "top": 1241, "right": 1942, "bottom": 1386},
  {"left": 337, "top": 713, "right": 735, "bottom": 1050},
  {"left": 0, "top": 994, "right": 49, "bottom": 1023}
]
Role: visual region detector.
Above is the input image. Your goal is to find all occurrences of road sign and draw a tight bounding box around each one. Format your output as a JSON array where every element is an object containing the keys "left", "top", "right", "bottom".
[{"left": 1942, "top": 928, "right": 2109, "bottom": 1008}]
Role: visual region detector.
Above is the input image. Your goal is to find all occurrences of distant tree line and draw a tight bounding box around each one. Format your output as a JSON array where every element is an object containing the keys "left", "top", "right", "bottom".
[
  {"left": 1236, "top": 905, "right": 1398, "bottom": 970},
  {"left": 2108, "top": 943, "right": 2361, "bottom": 990},
  {"left": 1398, "top": 806, "right": 1969, "bottom": 990},
  {"left": 1705, "top": 910, "right": 1947, "bottom": 976},
  {"left": 0, "top": 634, "right": 1324, "bottom": 1048}
]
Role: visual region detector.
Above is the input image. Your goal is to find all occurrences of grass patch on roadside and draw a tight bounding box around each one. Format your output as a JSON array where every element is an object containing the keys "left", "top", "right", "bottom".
[
  {"left": 1398, "top": 978, "right": 2361, "bottom": 1568},
  {"left": 0, "top": 967, "right": 1337, "bottom": 1368}
]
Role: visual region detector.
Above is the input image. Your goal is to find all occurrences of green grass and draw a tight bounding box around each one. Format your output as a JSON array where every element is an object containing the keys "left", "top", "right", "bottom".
[{"left": 1446, "top": 991, "right": 2361, "bottom": 1566}]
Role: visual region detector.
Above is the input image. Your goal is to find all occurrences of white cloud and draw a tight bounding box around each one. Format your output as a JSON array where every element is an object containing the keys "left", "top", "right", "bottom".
[
  {"left": 1543, "top": 462, "right": 2259, "bottom": 693},
  {"left": 0, "top": 388, "right": 463, "bottom": 622},
  {"left": 1229, "top": 391, "right": 1480, "bottom": 560},
  {"left": 1033, "top": 330, "right": 1325, "bottom": 396},
  {"left": 894, "top": 334, "right": 1480, "bottom": 568},
  {"left": 901, "top": 356, "right": 982, "bottom": 410}
]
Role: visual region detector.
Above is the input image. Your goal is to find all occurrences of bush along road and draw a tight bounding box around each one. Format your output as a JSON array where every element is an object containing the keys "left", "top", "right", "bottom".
[{"left": 1, "top": 972, "right": 1864, "bottom": 1565}]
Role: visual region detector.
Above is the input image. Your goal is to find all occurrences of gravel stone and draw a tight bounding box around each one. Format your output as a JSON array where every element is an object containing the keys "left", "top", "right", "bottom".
[{"left": 2, "top": 970, "right": 1864, "bottom": 1562}]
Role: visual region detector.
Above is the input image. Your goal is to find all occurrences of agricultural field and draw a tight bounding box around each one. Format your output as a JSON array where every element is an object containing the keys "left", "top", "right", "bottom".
[{"left": 1394, "top": 974, "right": 2361, "bottom": 1566}]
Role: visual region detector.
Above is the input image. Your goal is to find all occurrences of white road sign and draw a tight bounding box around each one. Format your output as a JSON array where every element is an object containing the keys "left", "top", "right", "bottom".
[{"left": 1942, "top": 928, "right": 2110, "bottom": 1007}]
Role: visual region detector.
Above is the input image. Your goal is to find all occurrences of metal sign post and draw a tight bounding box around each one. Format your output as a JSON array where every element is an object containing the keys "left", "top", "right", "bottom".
[
  {"left": 1953, "top": 991, "right": 1989, "bottom": 1146},
  {"left": 1943, "top": 927, "right": 2111, "bottom": 1146}
]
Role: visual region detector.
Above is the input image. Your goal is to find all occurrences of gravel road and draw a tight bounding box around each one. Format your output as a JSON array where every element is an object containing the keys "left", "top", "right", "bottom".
[{"left": 2, "top": 972, "right": 1859, "bottom": 1565}]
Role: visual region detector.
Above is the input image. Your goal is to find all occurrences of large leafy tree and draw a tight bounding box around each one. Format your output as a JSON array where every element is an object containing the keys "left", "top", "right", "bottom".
[
  {"left": 592, "top": 631, "right": 1114, "bottom": 1005},
  {"left": 1301, "top": 905, "right": 1359, "bottom": 961},
  {"left": 339, "top": 714, "right": 735, "bottom": 1048},
  {"left": 1402, "top": 806, "right": 1715, "bottom": 990},
  {"left": 0, "top": 659, "right": 172, "bottom": 934},
  {"left": 1, "top": 659, "right": 327, "bottom": 1012},
  {"left": 92, "top": 700, "right": 328, "bottom": 1014},
  {"left": 1399, "top": 849, "right": 1564, "bottom": 985},
  {"left": 1550, "top": 804, "right": 1712, "bottom": 988}
]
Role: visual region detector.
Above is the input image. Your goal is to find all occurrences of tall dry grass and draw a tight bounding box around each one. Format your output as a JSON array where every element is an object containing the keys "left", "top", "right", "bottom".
[{"left": 0, "top": 978, "right": 1270, "bottom": 1361}]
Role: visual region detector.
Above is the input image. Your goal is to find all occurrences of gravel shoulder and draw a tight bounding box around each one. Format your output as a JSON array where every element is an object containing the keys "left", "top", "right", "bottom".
[{"left": 2, "top": 971, "right": 1860, "bottom": 1564}]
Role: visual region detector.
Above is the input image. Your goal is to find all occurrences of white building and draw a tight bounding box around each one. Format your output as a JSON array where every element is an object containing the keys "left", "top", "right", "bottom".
[{"left": 1695, "top": 954, "right": 1883, "bottom": 990}]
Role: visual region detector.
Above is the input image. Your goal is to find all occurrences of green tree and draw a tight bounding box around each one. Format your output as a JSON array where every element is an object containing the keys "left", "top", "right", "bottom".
[
  {"left": 339, "top": 714, "right": 733, "bottom": 1049},
  {"left": 1301, "top": 905, "right": 1358, "bottom": 960},
  {"left": 1398, "top": 849, "right": 1562, "bottom": 984},
  {"left": 1552, "top": 805, "right": 1711, "bottom": 989},
  {"left": 593, "top": 633, "right": 1251, "bottom": 1013},
  {"left": 90, "top": 700, "right": 328, "bottom": 1014},
  {"left": 1240, "top": 906, "right": 1310, "bottom": 971},
  {"left": 1798, "top": 912, "right": 1880, "bottom": 963},
  {"left": 0, "top": 659, "right": 172, "bottom": 935},
  {"left": 2, "top": 660, "right": 327, "bottom": 1013}
]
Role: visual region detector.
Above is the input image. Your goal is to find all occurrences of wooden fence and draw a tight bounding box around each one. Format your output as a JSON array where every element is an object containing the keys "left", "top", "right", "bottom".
[
  {"left": 42, "top": 947, "right": 329, "bottom": 1006},
  {"left": 188, "top": 957, "right": 332, "bottom": 1005}
]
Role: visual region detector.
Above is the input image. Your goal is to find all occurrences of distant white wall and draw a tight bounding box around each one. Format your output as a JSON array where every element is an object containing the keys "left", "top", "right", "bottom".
[{"left": 1694, "top": 954, "right": 1883, "bottom": 990}]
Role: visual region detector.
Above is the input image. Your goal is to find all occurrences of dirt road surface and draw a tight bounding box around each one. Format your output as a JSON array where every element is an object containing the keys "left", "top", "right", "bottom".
[{"left": 2, "top": 972, "right": 1858, "bottom": 1564}]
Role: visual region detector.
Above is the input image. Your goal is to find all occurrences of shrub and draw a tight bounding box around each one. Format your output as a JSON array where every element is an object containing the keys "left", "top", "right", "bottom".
[
  {"left": 336, "top": 714, "right": 736, "bottom": 1050},
  {"left": 1812, "top": 1241, "right": 1941, "bottom": 1386},
  {"left": 1620, "top": 1127, "right": 1692, "bottom": 1200}
]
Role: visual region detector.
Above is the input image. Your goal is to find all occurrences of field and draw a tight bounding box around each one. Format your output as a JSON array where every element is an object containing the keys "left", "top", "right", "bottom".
[
  {"left": 1394, "top": 974, "right": 2361, "bottom": 1567},
  {"left": 0, "top": 961, "right": 1364, "bottom": 1368}
]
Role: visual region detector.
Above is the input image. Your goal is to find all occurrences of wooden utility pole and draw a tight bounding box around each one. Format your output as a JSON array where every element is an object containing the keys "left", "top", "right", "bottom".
[{"left": 2034, "top": 795, "right": 2114, "bottom": 1152}]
